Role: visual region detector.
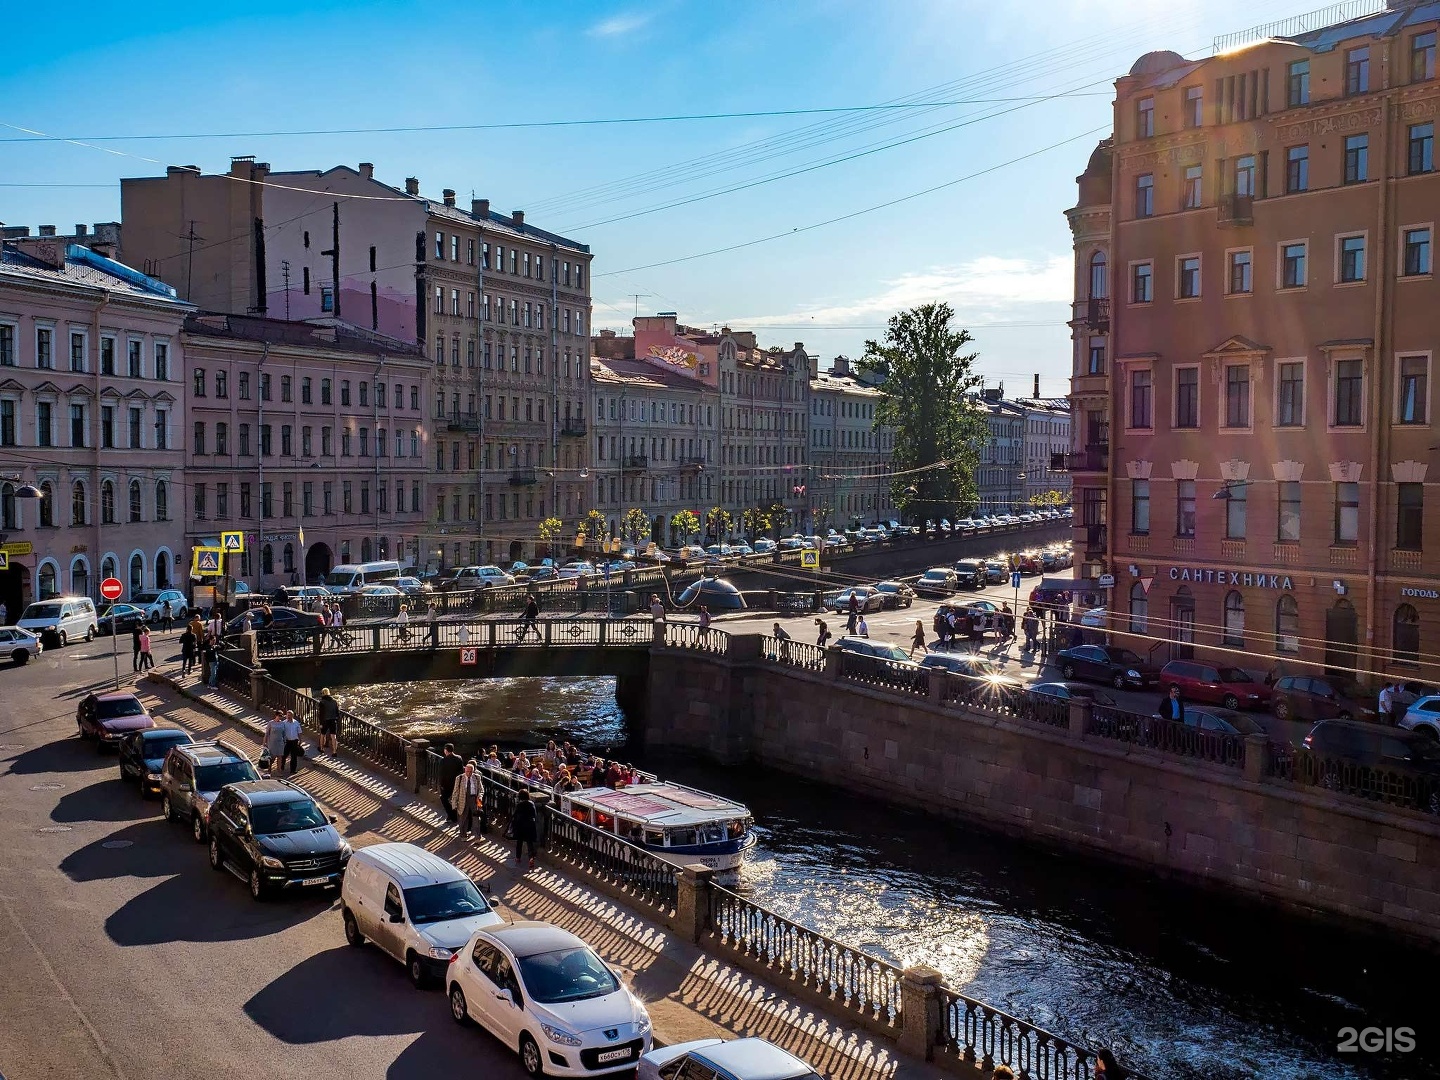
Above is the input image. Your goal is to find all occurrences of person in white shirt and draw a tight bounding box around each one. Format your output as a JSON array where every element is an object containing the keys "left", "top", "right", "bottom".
[
  {"left": 857, "top": 615, "right": 869, "bottom": 638},
  {"left": 282, "top": 710, "right": 304, "bottom": 775},
  {"left": 451, "top": 763, "right": 481, "bottom": 838},
  {"left": 395, "top": 604, "right": 411, "bottom": 643}
]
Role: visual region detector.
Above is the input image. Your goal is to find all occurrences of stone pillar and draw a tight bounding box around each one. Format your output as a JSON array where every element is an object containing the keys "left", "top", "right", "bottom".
[
  {"left": 823, "top": 646, "right": 841, "bottom": 678},
  {"left": 727, "top": 634, "right": 763, "bottom": 662},
  {"left": 898, "top": 966, "right": 944, "bottom": 1061},
  {"left": 674, "top": 863, "right": 714, "bottom": 942},
  {"left": 1069, "top": 692, "right": 1092, "bottom": 738},
  {"left": 407, "top": 737, "right": 430, "bottom": 794},
  {"left": 239, "top": 631, "right": 258, "bottom": 667},
  {"left": 371, "top": 624, "right": 382, "bottom": 651},
  {"left": 928, "top": 668, "right": 948, "bottom": 703},
  {"left": 1243, "top": 732, "right": 1269, "bottom": 783},
  {"left": 530, "top": 792, "right": 551, "bottom": 846},
  {"left": 652, "top": 620, "right": 666, "bottom": 648},
  {"left": 248, "top": 666, "right": 267, "bottom": 702}
]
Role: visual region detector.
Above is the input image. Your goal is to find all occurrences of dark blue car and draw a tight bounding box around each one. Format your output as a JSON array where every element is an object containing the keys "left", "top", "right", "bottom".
[{"left": 118, "top": 728, "right": 194, "bottom": 797}]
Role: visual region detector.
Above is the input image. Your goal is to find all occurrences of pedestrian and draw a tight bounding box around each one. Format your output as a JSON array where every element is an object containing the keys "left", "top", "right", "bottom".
[
  {"left": 179, "top": 625, "right": 196, "bottom": 675},
  {"left": 262, "top": 711, "right": 287, "bottom": 773},
  {"left": 1022, "top": 607, "right": 1039, "bottom": 652},
  {"left": 1387, "top": 682, "right": 1408, "bottom": 726},
  {"left": 512, "top": 787, "right": 539, "bottom": 869},
  {"left": 1378, "top": 681, "right": 1395, "bottom": 724},
  {"left": 991, "top": 1068, "right": 1016, "bottom": 1080},
  {"left": 395, "top": 603, "right": 410, "bottom": 643},
  {"left": 317, "top": 686, "right": 341, "bottom": 754},
  {"left": 1157, "top": 684, "right": 1185, "bottom": 723},
  {"left": 910, "top": 619, "right": 927, "bottom": 658},
  {"left": 521, "top": 592, "right": 541, "bottom": 641},
  {"left": 649, "top": 594, "right": 666, "bottom": 624},
  {"left": 814, "top": 618, "right": 831, "bottom": 648},
  {"left": 159, "top": 599, "right": 173, "bottom": 633},
  {"left": 137, "top": 626, "right": 154, "bottom": 671},
  {"left": 131, "top": 623, "right": 144, "bottom": 672},
  {"left": 857, "top": 615, "right": 869, "bottom": 638},
  {"left": 1093, "top": 1050, "right": 1130, "bottom": 1080},
  {"left": 698, "top": 605, "right": 711, "bottom": 634},
  {"left": 771, "top": 621, "right": 791, "bottom": 663},
  {"left": 452, "top": 761, "right": 481, "bottom": 838},
  {"left": 204, "top": 635, "right": 220, "bottom": 688},
  {"left": 0, "top": 601, "right": 7, "bottom": 625},
  {"left": 206, "top": 611, "right": 223, "bottom": 642},
  {"left": 1000, "top": 602, "right": 1015, "bottom": 640},
  {"left": 846, "top": 592, "right": 859, "bottom": 634},
  {"left": 188, "top": 612, "right": 204, "bottom": 643},
  {"left": 282, "top": 710, "right": 304, "bottom": 774},
  {"left": 437, "top": 743, "right": 464, "bottom": 823}
]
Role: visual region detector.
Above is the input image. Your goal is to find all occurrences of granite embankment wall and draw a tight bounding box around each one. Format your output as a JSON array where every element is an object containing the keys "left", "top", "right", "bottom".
[{"left": 645, "top": 639, "right": 1440, "bottom": 947}]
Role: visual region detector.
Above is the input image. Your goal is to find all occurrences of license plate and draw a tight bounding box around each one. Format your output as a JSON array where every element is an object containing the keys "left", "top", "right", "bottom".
[
  {"left": 300, "top": 876, "right": 329, "bottom": 887},
  {"left": 597, "top": 1049, "right": 632, "bottom": 1063}
]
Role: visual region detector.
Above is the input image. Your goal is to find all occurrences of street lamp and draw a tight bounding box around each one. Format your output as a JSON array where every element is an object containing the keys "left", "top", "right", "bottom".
[{"left": 1, "top": 475, "right": 45, "bottom": 501}]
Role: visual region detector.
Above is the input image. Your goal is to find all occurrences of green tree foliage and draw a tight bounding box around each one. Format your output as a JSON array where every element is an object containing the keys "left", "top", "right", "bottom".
[
  {"left": 670, "top": 510, "right": 700, "bottom": 543},
  {"left": 1028, "top": 490, "right": 1069, "bottom": 508},
  {"left": 578, "top": 509, "right": 609, "bottom": 547},
  {"left": 862, "top": 302, "right": 989, "bottom": 521},
  {"left": 620, "top": 507, "right": 651, "bottom": 547},
  {"left": 705, "top": 506, "right": 733, "bottom": 541}
]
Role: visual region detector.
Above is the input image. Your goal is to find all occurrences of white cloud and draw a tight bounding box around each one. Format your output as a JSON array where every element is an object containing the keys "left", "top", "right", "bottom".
[
  {"left": 736, "top": 255, "right": 1072, "bottom": 328},
  {"left": 587, "top": 11, "right": 652, "bottom": 37}
]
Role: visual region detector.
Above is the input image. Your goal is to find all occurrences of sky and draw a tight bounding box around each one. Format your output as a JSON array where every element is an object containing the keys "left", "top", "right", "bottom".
[{"left": 0, "top": 0, "right": 1336, "bottom": 397}]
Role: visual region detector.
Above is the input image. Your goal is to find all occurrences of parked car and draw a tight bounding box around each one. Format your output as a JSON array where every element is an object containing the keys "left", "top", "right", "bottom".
[
  {"left": 18, "top": 595, "right": 97, "bottom": 646},
  {"left": 1159, "top": 660, "right": 1267, "bottom": 711},
  {"left": 984, "top": 562, "right": 1007, "bottom": 585},
  {"left": 828, "top": 586, "right": 884, "bottom": 614},
  {"left": 0, "top": 625, "right": 43, "bottom": 664},
  {"left": 1302, "top": 719, "right": 1440, "bottom": 777},
  {"left": 76, "top": 691, "right": 155, "bottom": 749},
  {"left": 224, "top": 606, "right": 324, "bottom": 636},
  {"left": 914, "top": 567, "right": 958, "bottom": 597},
  {"left": 207, "top": 779, "right": 351, "bottom": 901},
  {"left": 159, "top": 739, "right": 262, "bottom": 843},
  {"left": 341, "top": 842, "right": 503, "bottom": 987},
  {"left": 1270, "top": 675, "right": 1378, "bottom": 723},
  {"left": 834, "top": 637, "right": 915, "bottom": 664},
  {"left": 918, "top": 653, "right": 1023, "bottom": 708},
  {"left": 117, "top": 728, "right": 194, "bottom": 797},
  {"left": 96, "top": 603, "right": 149, "bottom": 636},
  {"left": 447, "top": 921, "right": 653, "bottom": 1075},
  {"left": 1055, "top": 644, "right": 1161, "bottom": 690},
  {"left": 436, "top": 565, "right": 516, "bottom": 591},
  {"left": 515, "top": 565, "right": 560, "bottom": 584},
  {"left": 1399, "top": 695, "right": 1440, "bottom": 740},
  {"left": 273, "top": 585, "right": 334, "bottom": 609},
  {"left": 934, "top": 600, "right": 1002, "bottom": 639},
  {"left": 639, "top": 1038, "right": 818, "bottom": 1080},
  {"left": 873, "top": 580, "right": 915, "bottom": 609},
  {"left": 751, "top": 538, "right": 777, "bottom": 554},
  {"left": 130, "top": 588, "right": 189, "bottom": 622},
  {"left": 1026, "top": 681, "right": 1117, "bottom": 707},
  {"left": 1171, "top": 706, "right": 1268, "bottom": 737},
  {"left": 952, "top": 560, "right": 984, "bottom": 589}
]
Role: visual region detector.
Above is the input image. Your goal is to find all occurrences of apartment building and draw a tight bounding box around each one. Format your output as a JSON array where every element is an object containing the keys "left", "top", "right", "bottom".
[
  {"left": 0, "top": 237, "right": 191, "bottom": 616},
  {"left": 121, "top": 159, "right": 594, "bottom": 567},
  {"left": 1010, "top": 392, "right": 1074, "bottom": 507},
  {"left": 180, "top": 314, "right": 430, "bottom": 589},
  {"left": 974, "top": 390, "right": 1026, "bottom": 514},
  {"left": 808, "top": 355, "right": 896, "bottom": 529},
  {"left": 716, "top": 330, "right": 809, "bottom": 531},
  {"left": 1067, "top": 0, "right": 1440, "bottom": 682}
]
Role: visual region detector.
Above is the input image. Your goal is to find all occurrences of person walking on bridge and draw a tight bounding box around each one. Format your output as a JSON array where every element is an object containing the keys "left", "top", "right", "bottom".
[
  {"left": 909, "top": 619, "right": 927, "bottom": 658},
  {"left": 317, "top": 687, "right": 341, "bottom": 755},
  {"left": 512, "top": 788, "right": 539, "bottom": 870},
  {"left": 452, "top": 761, "right": 481, "bottom": 839},
  {"left": 520, "top": 592, "right": 541, "bottom": 641},
  {"left": 437, "top": 743, "right": 464, "bottom": 825}
]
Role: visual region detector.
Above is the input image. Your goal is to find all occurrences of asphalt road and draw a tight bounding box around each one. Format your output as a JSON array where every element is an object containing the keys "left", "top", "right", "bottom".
[{"left": 0, "top": 642, "right": 529, "bottom": 1080}]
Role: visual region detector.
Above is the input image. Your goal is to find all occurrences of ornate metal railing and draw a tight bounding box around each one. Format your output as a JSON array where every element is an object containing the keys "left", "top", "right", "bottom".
[
  {"left": 1088, "top": 706, "right": 1246, "bottom": 768},
  {"left": 706, "top": 883, "right": 901, "bottom": 1026},
  {"left": 545, "top": 806, "right": 680, "bottom": 912},
  {"left": 215, "top": 652, "right": 252, "bottom": 695},
  {"left": 939, "top": 988, "right": 1100, "bottom": 1080},
  {"left": 762, "top": 636, "right": 825, "bottom": 671},
  {"left": 250, "top": 617, "right": 660, "bottom": 656},
  {"left": 251, "top": 675, "right": 408, "bottom": 776},
  {"left": 1267, "top": 745, "right": 1440, "bottom": 814},
  {"left": 838, "top": 651, "right": 929, "bottom": 696},
  {"left": 664, "top": 622, "right": 728, "bottom": 654}
]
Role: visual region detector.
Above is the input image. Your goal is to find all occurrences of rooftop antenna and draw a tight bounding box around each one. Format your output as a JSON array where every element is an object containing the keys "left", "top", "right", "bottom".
[
  {"left": 628, "top": 293, "right": 651, "bottom": 318},
  {"left": 279, "top": 260, "right": 292, "bottom": 320}
]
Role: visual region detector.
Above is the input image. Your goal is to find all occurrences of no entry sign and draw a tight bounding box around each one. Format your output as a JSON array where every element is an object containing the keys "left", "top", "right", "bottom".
[{"left": 100, "top": 577, "right": 124, "bottom": 601}]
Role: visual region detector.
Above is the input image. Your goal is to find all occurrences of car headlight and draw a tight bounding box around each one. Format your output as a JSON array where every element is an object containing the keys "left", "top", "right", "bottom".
[
  {"left": 540, "top": 1022, "right": 583, "bottom": 1047},
  {"left": 635, "top": 1012, "right": 652, "bottom": 1035},
  {"left": 1126, "top": 669, "right": 1141, "bottom": 679},
  {"left": 259, "top": 855, "right": 285, "bottom": 870},
  {"left": 194, "top": 796, "right": 213, "bottom": 821},
  {"left": 427, "top": 946, "right": 454, "bottom": 960},
  {"left": 146, "top": 771, "right": 162, "bottom": 781},
  {"left": 338, "top": 840, "right": 353, "bottom": 858}
]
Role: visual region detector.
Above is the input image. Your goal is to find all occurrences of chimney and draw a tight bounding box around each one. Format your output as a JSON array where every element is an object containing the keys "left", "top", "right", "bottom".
[
  {"left": 472, "top": 198, "right": 489, "bottom": 220},
  {"left": 832, "top": 355, "right": 849, "bottom": 377},
  {"left": 38, "top": 225, "right": 56, "bottom": 237},
  {"left": 405, "top": 177, "right": 420, "bottom": 196},
  {"left": 359, "top": 162, "right": 374, "bottom": 179},
  {"left": 75, "top": 224, "right": 87, "bottom": 238},
  {"left": 511, "top": 210, "right": 524, "bottom": 228},
  {"left": 11, "top": 236, "right": 68, "bottom": 269},
  {"left": 1034, "top": 373, "right": 1040, "bottom": 398},
  {"left": 442, "top": 189, "right": 456, "bottom": 207}
]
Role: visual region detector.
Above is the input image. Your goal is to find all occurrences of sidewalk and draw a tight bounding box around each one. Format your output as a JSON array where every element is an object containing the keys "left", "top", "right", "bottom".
[{"left": 140, "top": 665, "right": 948, "bottom": 1080}]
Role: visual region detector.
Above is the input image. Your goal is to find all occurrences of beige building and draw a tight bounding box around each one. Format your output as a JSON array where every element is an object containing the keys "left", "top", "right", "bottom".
[{"left": 808, "top": 356, "right": 896, "bottom": 529}]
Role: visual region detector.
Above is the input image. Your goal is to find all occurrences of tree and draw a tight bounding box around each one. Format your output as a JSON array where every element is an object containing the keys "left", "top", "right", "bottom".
[
  {"left": 670, "top": 509, "right": 700, "bottom": 545},
  {"left": 578, "top": 509, "right": 609, "bottom": 549},
  {"left": 1028, "top": 489, "right": 1068, "bottom": 509},
  {"left": 862, "top": 302, "right": 989, "bottom": 523},
  {"left": 705, "top": 506, "right": 733, "bottom": 542},
  {"left": 740, "top": 507, "right": 767, "bottom": 540},
  {"left": 765, "top": 501, "right": 788, "bottom": 539},
  {"left": 619, "top": 507, "right": 650, "bottom": 548},
  {"left": 537, "top": 516, "right": 563, "bottom": 557}
]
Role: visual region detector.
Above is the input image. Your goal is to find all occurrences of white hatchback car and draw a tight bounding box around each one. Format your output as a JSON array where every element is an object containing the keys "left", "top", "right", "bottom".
[
  {"left": 0, "top": 625, "right": 43, "bottom": 664},
  {"left": 639, "top": 1038, "right": 821, "bottom": 1080},
  {"left": 447, "top": 921, "right": 652, "bottom": 1077}
]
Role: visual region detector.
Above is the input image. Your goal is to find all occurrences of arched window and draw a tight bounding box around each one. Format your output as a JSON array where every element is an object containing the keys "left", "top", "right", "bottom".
[
  {"left": 70, "top": 557, "right": 89, "bottom": 597},
  {"left": 1, "top": 482, "right": 16, "bottom": 531},
  {"left": 1128, "top": 581, "right": 1148, "bottom": 633},
  {"left": 155, "top": 480, "right": 168, "bottom": 521},
  {"left": 261, "top": 543, "right": 274, "bottom": 575},
  {"left": 128, "top": 480, "right": 142, "bottom": 522},
  {"left": 360, "top": 537, "right": 373, "bottom": 562},
  {"left": 38, "top": 481, "right": 54, "bottom": 527},
  {"left": 101, "top": 555, "right": 117, "bottom": 582},
  {"left": 155, "top": 551, "right": 170, "bottom": 589},
  {"left": 1223, "top": 591, "right": 1245, "bottom": 646},
  {"left": 101, "top": 480, "right": 115, "bottom": 524},
  {"left": 129, "top": 553, "right": 144, "bottom": 594},
  {"left": 71, "top": 480, "right": 86, "bottom": 526},
  {"left": 1089, "top": 251, "right": 1108, "bottom": 299},
  {"left": 1393, "top": 604, "right": 1420, "bottom": 666},
  {"left": 1275, "top": 595, "right": 1300, "bottom": 653},
  {"left": 283, "top": 543, "right": 295, "bottom": 574},
  {"left": 38, "top": 561, "right": 57, "bottom": 599}
]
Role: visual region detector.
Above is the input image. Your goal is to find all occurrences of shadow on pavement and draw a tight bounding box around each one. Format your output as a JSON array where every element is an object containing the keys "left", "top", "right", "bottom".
[
  {"left": 60, "top": 818, "right": 196, "bottom": 883},
  {"left": 50, "top": 776, "right": 158, "bottom": 824},
  {"left": 2, "top": 736, "right": 104, "bottom": 776}
]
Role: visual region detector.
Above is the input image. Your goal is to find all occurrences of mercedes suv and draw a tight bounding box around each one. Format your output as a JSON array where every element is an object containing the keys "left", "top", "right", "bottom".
[
  {"left": 159, "top": 739, "right": 261, "bottom": 843},
  {"left": 207, "top": 779, "right": 351, "bottom": 901}
]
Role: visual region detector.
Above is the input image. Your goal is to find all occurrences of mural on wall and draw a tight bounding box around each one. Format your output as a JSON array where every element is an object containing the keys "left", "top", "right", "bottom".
[{"left": 645, "top": 343, "right": 699, "bottom": 369}]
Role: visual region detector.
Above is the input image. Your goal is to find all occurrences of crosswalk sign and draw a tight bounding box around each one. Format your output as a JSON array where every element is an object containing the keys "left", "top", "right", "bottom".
[
  {"left": 800, "top": 549, "right": 820, "bottom": 569},
  {"left": 193, "top": 547, "right": 222, "bottom": 575},
  {"left": 221, "top": 531, "right": 245, "bottom": 553},
  {"left": 0, "top": 551, "right": 8, "bottom": 571}
]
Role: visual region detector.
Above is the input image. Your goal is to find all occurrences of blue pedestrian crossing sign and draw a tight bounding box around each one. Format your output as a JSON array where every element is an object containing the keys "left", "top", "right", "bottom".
[
  {"left": 193, "top": 548, "right": 222, "bottom": 575},
  {"left": 800, "top": 549, "right": 820, "bottom": 569},
  {"left": 1011, "top": 571, "right": 1022, "bottom": 590},
  {"left": 220, "top": 531, "right": 245, "bottom": 553}
]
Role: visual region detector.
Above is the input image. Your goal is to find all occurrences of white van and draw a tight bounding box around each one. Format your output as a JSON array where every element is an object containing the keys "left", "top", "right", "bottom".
[
  {"left": 341, "top": 842, "right": 503, "bottom": 987},
  {"left": 18, "top": 596, "right": 98, "bottom": 646},
  {"left": 323, "top": 561, "right": 402, "bottom": 595}
]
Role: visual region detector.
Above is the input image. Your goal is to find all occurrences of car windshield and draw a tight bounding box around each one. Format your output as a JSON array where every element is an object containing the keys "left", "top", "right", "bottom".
[
  {"left": 195, "top": 761, "right": 261, "bottom": 791},
  {"left": 250, "top": 799, "right": 328, "bottom": 833},
  {"left": 1109, "top": 649, "right": 1144, "bottom": 666},
  {"left": 22, "top": 603, "right": 62, "bottom": 620},
  {"left": 403, "top": 879, "right": 491, "bottom": 924},
  {"left": 131, "top": 592, "right": 160, "bottom": 604},
  {"left": 921, "top": 571, "right": 948, "bottom": 580},
  {"left": 95, "top": 697, "right": 146, "bottom": 719},
  {"left": 517, "top": 946, "right": 619, "bottom": 1004},
  {"left": 143, "top": 734, "right": 191, "bottom": 757},
  {"left": 325, "top": 571, "right": 357, "bottom": 586},
  {"left": 1216, "top": 667, "right": 1253, "bottom": 683},
  {"left": 876, "top": 644, "right": 910, "bottom": 662}
]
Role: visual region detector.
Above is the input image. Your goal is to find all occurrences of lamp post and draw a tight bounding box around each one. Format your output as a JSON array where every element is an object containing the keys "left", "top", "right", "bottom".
[{"left": 0, "top": 475, "right": 46, "bottom": 604}]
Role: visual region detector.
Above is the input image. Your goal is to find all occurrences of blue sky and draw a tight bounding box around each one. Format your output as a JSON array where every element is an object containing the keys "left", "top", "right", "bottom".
[{"left": 1, "top": 0, "right": 1328, "bottom": 395}]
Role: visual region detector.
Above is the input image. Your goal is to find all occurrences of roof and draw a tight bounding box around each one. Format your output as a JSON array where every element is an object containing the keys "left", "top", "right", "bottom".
[
  {"left": 1, "top": 243, "right": 190, "bottom": 307},
  {"left": 485, "top": 921, "right": 583, "bottom": 957},
  {"left": 183, "top": 312, "right": 425, "bottom": 359},
  {"left": 693, "top": 1039, "right": 813, "bottom": 1080},
  {"left": 1284, "top": 1, "right": 1440, "bottom": 53},
  {"left": 810, "top": 371, "right": 882, "bottom": 396},
  {"left": 176, "top": 740, "right": 253, "bottom": 764},
  {"left": 568, "top": 781, "right": 748, "bottom": 827},
  {"left": 96, "top": 691, "right": 142, "bottom": 703},
  {"left": 591, "top": 357, "right": 712, "bottom": 393},
  {"left": 354, "top": 842, "right": 467, "bottom": 887},
  {"left": 232, "top": 779, "right": 312, "bottom": 804}
]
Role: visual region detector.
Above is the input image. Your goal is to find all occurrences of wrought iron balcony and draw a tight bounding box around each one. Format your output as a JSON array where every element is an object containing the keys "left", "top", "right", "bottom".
[
  {"left": 508, "top": 468, "right": 538, "bottom": 486},
  {"left": 1217, "top": 193, "right": 1254, "bottom": 227},
  {"left": 561, "top": 418, "right": 588, "bottom": 437},
  {"left": 1064, "top": 445, "right": 1109, "bottom": 473},
  {"left": 623, "top": 455, "right": 649, "bottom": 470},
  {"left": 679, "top": 455, "right": 707, "bottom": 471},
  {"left": 1071, "top": 297, "right": 1110, "bottom": 332},
  {"left": 446, "top": 412, "right": 480, "bottom": 433}
]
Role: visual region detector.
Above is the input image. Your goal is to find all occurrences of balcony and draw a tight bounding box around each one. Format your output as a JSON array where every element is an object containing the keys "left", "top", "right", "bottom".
[
  {"left": 508, "top": 468, "right": 538, "bottom": 486},
  {"left": 1064, "top": 445, "right": 1109, "bottom": 473},
  {"left": 1083, "top": 523, "right": 1108, "bottom": 554},
  {"left": 446, "top": 412, "right": 480, "bottom": 433},
  {"left": 623, "top": 455, "right": 649, "bottom": 471},
  {"left": 1217, "top": 193, "right": 1254, "bottom": 227},
  {"left": 1070, "top": 297, "right": 1110, "bottom": 332},
  {"left": 561, "top": 417, "right": 588, "bottom": 437},
  {"left": 679, "top": 455, "right": 707, "bottom": 472}
]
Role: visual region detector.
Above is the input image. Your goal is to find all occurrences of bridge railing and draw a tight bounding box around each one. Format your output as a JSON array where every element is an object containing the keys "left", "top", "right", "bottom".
[
  {"left": 1266, "top": 743, "right": 1440, "bottom": 814},
  {"left": 937, "top": 986, "right": 1100, "bottom": 1080},
  {"left": 761, "top": 636, "right": 825, "bottom": 671},
  {"left": 545, "top": 807, "right": 680, "bottom": 913},
  {"left": 663, "top": 622, "right": 728, "bottom": 654},
  {"left": 1088, "top": 705, "right": 1246, "bottom": 768},
  {"left": 250, "top": 616, "right": 671, "bottom": 657},
  {"left": 250, "top": 675, "right": 409, "bottom": 777},
  {"left": 837, "top": 651, "right": 929, "bottom": 697}
]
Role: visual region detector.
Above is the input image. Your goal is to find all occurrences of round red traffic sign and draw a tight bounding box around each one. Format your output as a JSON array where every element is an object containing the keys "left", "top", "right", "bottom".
[{"left": 100, "top": 577, "right": 124, "bottom": 601}]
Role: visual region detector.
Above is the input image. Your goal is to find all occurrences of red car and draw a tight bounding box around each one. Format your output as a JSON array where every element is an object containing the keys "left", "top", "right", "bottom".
[
  {"left": 1159, "top": 660, "right": 1267, "bottom": 711},
  {"left": 76, "top": 691, "right": 156, "bottom": 750}
]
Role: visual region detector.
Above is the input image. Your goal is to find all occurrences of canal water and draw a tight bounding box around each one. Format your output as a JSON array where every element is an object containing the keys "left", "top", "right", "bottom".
[{"left": 337, "top": 676, "right": 1433, "bottom": 1080}]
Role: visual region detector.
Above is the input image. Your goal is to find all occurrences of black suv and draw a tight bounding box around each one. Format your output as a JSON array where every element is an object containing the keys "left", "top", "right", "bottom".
[
  {"left": 159, "top": 739, "right": 261, "bottom": 843},
  {"left": 207, "top": 779, "right": 351, "bottom": 901}
]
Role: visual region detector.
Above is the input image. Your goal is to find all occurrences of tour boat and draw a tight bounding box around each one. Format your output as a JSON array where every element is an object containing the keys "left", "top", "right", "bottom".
[{"left": 557, "top": 782, "right": 758, "bottom": 872}]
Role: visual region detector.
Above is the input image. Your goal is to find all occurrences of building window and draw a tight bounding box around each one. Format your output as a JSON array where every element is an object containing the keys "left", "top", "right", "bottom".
[
  {"left": 1131, "top": 479, "right": 1150, "bottom": 535},
  {"left": 1088, "top": 251, "right": 1107, "bottom": 298},
  {"left": 35, "top": 328, "right": 53, "bottom": 369},
  {"left": 1276, "top": 481, "right": 1302, "bottom": 542},
  {"left": 1135, "top": 173, "right": 1154, "bottom": 218},
  {"left": 1403, "top": 226, "right": 1432, "bottom": 276},
  {"left": 1399, "top": 355, "right": 1429, "bottom": 423},
  {"left": 101, "top": 480, "right": 114, "bottom": 524},
  {"left": 1281, "top": 241, "right": 1307, "bottom": 288},
  {"left": 320, "top": 285, "right": 333, "bottom": 313},
  {"left": 1131, "top": 261, "right": 1152, "bottom": 303},
  {"left": 1415, "top": 30, "right": 1437, "bottom": 81},
  {"left": 1184, "top": 85, "right": 1203, "bottom": 127},
  {"left": 1222, "top": 591, "right": 1245, "bottom": 646},
  {"left": 1346, "top": 46, "right": 1370, "bottom": 95},
  {"left": 1176, "top": 479, "right": 1196, "bottom": 538},
  {"left": 1276, "top": 596, "right": 1300, "bottom": 653},
  {"left": 1409, "top": 123, "right": 1435, "bottom": 175},
  {"left": 1287, "top": 59, "right": 1310, "bottom": 106},
  {"left": 1137, "top": 95, "right": 1154, "bottom": 138},
  {"left": 156, "top": 480, "right": 167, "bottom": 521},
  {"left": 1334, "top": 481, "right": 1360, "bottom": 544},
  {"left": 1182, "top": 164, "right": 1203, "bottom": 209},
  {"left": 1175, "top": 366, "right": 1199, "bottom": 428},
  {"left": 36, "top": 401, "right": 52, "bottom": 447},
  {"left": 1129, "top": 369, "right": 1152, "bottom": 429},
  {"left": 1085, "top": 337, "right": 1106, "bottom": 376},
  {"left": 1333, "top": 359, "right": 1364, "bottom": 427},
  {"left": 69, "top": 332, "right": 85, "bottom": 372},
  {"left": 193, "top": 421, "right": 206, "bottom": 455},
  {"left": 1178, "top": 255, "right": 1200, "bottom": 299},
  {"left": 1223, "top": 365, "right": 1250, "bottom": 428},
  {"left": 1277, "top": 362, "right": 1305, "bottom": 426},
  {"left": 71, "top": 480, "right": 86, "bottom": 526},
  {"left": 1128, "top": 582, "right": 1148, "bottom": 634},
  {"left": 1227, "top": 249, "right": 1252, "bottom": 294},
  {"left": 1339, "top": 235, "right": 1366, "bottom": 282},
  {"left": 1344, "top": 134, "right": 1368, "bottom": 183},
  {"left": 128, "top": 479, "right": 142, "bottom": 522},
  {"left": 1394, "top": 604, "right": 1421, "bottom": 666},
  {"left": 1233, "top": 155, "right": 1256, "bottom": 198},
  {"left": 1397, "top": 482, "right": 1423, "bottom": 550},
  {"left": 1286, "top": 145, "right": 1309, "bottom": 193},
  {"left": 1224, "top": 481, "right": 1247, "bottom": 539}
]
